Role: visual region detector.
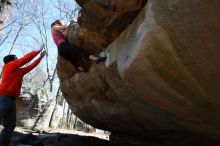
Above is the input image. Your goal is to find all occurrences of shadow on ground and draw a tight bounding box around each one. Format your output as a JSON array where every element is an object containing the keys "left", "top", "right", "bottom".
[{"left": 10, "top": 131, "right": 116, "bottom": 146}]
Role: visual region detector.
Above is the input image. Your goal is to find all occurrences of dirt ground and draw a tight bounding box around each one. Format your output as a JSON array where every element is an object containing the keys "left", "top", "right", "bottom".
[
  {"left": 1, "top": 126, "right": 114, "bottom": 146},
  {"left": 14, "top": 126, "right": 110, "bottom": 140}
]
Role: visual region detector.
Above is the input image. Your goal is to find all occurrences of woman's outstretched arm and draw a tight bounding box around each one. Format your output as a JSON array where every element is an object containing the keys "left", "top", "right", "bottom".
[{"left": 52, "top": 22, "right": 70, "bottom": 32}]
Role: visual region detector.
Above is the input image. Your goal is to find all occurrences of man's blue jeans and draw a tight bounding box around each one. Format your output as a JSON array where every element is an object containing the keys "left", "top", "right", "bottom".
[{"left": 0, "top": 95, "right": 16, "bottom": 146}]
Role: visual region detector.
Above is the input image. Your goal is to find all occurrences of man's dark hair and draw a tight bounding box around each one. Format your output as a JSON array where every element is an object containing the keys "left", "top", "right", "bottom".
[
  {"left": 3, "top": 54, "right": 17, "bottom": 64},
  {"left": 51, "top": 20, "right": 62, "bottom": 28}
]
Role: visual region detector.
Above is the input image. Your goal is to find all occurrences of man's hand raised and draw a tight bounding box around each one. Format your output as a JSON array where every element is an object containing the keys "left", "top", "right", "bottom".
[
  {"left": 39, "top": 44, "right": 45, "bottom": 52},
  {"left": 40, "top": 51, "right": 47, "bottom": 58}
]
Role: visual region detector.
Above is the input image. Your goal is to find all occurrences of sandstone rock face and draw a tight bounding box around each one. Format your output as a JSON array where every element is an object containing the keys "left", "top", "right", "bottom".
[
  {"left": 57, "top": 0, "right": 220, "bottom": 144},
  {"left": 68, "top": 0, "right": 147, "bottom": 52}
]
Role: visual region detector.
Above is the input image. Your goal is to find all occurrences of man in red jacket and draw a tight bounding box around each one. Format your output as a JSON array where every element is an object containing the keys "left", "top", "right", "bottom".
[{"left": 0, "top": 46, "right": 46, "bottom": 146}]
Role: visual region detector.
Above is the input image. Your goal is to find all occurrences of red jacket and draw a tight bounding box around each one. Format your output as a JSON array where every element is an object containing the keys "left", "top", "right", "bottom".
[{"left": 0, "top": 50, "right": 42, "bottom": 98}]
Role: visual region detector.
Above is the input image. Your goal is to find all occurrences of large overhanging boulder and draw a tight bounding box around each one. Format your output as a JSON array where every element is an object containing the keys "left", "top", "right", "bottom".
[
  {"left": 67, "top": 0, "right": 147, "bottom": 52},
  {"left": 57, "top": 0, "right": 220, "bottom": 145}
]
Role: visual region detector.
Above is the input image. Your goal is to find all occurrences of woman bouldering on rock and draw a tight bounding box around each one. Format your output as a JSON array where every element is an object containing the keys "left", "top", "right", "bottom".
[{"left": 51, "top": 20, "right": 106, "bottom": 72}]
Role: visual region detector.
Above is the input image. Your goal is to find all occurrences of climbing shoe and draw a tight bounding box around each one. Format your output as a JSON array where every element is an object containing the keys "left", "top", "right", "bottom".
[{"left": 96, "top": 56, "right": 107, "bottom": 64}]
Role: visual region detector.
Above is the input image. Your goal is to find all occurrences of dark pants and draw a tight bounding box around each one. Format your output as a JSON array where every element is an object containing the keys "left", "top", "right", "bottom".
[
  {"left": 0, "top": 95, "right": 16, "bottom": 146},
  {"left": 58, "top": 41, "right": 91, "bottom": 70}
]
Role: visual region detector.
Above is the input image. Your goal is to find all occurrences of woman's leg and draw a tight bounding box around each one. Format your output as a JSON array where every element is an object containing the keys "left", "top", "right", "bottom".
[
  {"left": 90, "top": 55, "right": 107, "bottom": 64},
  {"left": 88, "top": 55, "right": 98, "bottom": 61},
  {"left": 58, "top": 42, "right": 83, "bottom": 69},
  {"left": 58, "top": 42, "right": 107, "bottom": 71},
  {"left": 84, "top": 51, "right": 107, "bottom": 63}
]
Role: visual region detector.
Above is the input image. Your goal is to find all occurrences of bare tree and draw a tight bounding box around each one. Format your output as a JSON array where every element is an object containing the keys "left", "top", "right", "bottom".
[
  {"left": 0, "top": 0, "right": 92, "bottom": 131},
  {"left": 0, "top": 27, "right": 12, "bottom": 46},
  {"left": 49, "top": 0, "right": 80, "bottom": 21},
  {"left": 0, "top": 0, "right": 80, "bottom": 90},
  {"left": 8, "top": 23, "right": 28, "bottom": 54}
]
